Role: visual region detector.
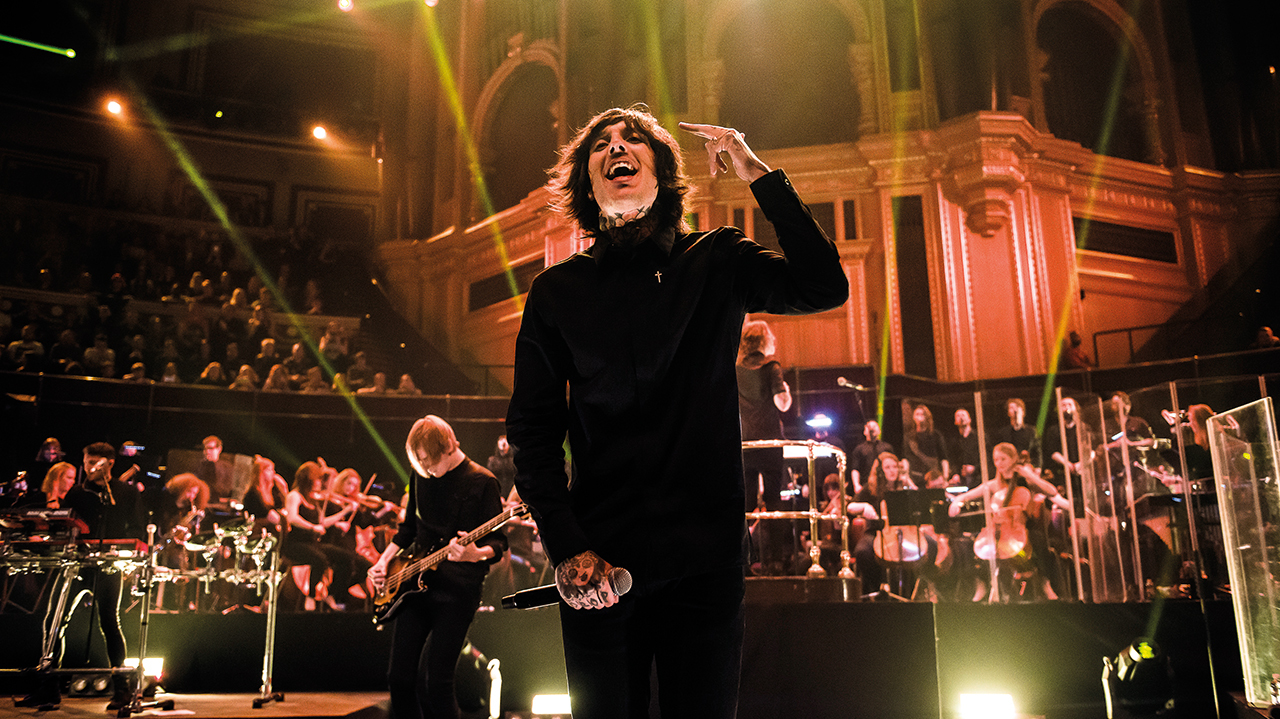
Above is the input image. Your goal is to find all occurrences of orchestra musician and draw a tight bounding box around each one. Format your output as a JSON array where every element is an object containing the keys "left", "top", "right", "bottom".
[
  {"left": 15, "top": 442, "right": 147, "bottom": 711},
  {"left": 282, "top": 460, "right": 364, "bottom": 611},
  {"left": 242, "top": 454, "right": 289, "bottom": 535},
  {"left": 948, "top": 443, "right": 1066, "bottom": 602},
  {"left": 12, "top": 462, "right": 78, "bottom": 509},
  {"left": 366, "top": 415, "right": 506, "bottom": 719}
]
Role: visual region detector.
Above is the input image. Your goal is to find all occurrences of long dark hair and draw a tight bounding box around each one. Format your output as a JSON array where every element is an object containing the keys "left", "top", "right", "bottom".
[{"left": 547, "top": 105, "right": 691, "bottom": 238}]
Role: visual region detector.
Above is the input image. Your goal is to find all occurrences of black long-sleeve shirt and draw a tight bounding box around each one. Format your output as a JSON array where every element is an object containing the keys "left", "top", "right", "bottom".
[
  {"left": 506, "top": 169, "right": 848, "bottom": 585},
  {"left": 390, "top": 458, "right": 507, "bottom": 598}
]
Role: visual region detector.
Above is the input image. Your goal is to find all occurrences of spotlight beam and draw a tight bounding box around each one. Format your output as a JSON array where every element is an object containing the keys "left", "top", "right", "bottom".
[{"left": 0, "top": 33, "right": 76, "bottom": 57}]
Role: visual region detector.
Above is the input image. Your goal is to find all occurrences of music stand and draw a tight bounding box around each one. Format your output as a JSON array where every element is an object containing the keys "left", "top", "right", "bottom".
[{"left": 866, "top": 490, "right": 945, "bottom": 601}]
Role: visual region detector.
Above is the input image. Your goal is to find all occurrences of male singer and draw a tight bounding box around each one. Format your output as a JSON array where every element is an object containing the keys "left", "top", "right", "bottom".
[{"left": 506, "top": 106, "right": 847, "bottom": 718}]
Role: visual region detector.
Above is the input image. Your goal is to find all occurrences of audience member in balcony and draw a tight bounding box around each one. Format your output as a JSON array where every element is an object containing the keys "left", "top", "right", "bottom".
[
  {"left": 6, "top": 323, "right": 46, "bottom": 371},
  {"left": 119, "top": 333, "right": 145, "bottom": 373},
  {"left": 48, "top": 329, "right": 83, "bottom": 371},
  {"left": 344, "top": 351, "right": 375, "bottom": 392},
  {"left": 394, "top": 373, "right": 422, "bottom": 396},
  {"left": 193, "top": 278, "right": 218, "bottom": 306},
  {"left": 356, "top": 371, "right": 389, "bottom": 395},
  {"left": 245, "top": 305, "right": 273, "bottom": 350},
  {"left": 252, "top": 286, "right": 277, "bottom": 314},
  {"left": 195, "top": 361, "right": 227, "bottom": 387},
  {"left": 184, "top": 271, "right": 205, "bottom": 300},
  {"left": 300, "top": 366, "right": 332, "bottom": 394},
  {"left": 215, "top": 271, "right": 236, "bottom": 304},
  {"left": 210, "top": 302, "right": 245, "bottom": 356},
  {"left": 993, "top": 398, "right": 1041, "bottom": 467},
  {"left": 262, "top": 364, "right": 293, "bottom": 392},
  {"left": 229, "top": 363, "right": 260, "bottom": 391},
  {"left": 229, "top": 287, "right": 251, "bottom": 310},
  {"left": 253, "top": 337, "right": 282, "bottom": 381},
  {"left": 1252, "top": 325, "right": 1280, "bottom": 349},
  {"left": 1059, "top": 330, "right": 1093, "bottom": 369},
  {"left": 222, "top": 342, "right": 243, "bottom": 377},
  {"left": 283, "top": 341, "right": 313, "bottom": 384},
  {"left": 948, "top": 408, "right": 982, "bottom": 488},
  {"left": 159, "top": 361, "right": 182, "bottom": 384},
  {"left": 303, "top": 279, "right": 324, "bottom": 316},
  {"left": 903, "top": 403, "right": 949, "bottom": 485},
  {"left": 849, "top": 420, "right": 893, "bottom": 496},
  {"left": 103, "top": 272, "right": 131, "bottom": 319},
  {"left": 319, "top": 321, "right": 349, "bottom": 373},
  {"left": 123, "top": 362, "right": 151, "bottom": 383},
  {"left": 116, "top": 307, "right": 147, "bottom": 348},
  {"left": 155, "top": 337, "right": 184, "bottom": 379},
  {"left": 81, "top": 333, "right": 115, "bottom": 376}
]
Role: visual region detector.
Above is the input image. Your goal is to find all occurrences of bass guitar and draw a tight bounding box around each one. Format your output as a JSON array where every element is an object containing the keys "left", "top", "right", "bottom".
[{"left": 371, "top": 503, "right": 529, "bottom": 624}]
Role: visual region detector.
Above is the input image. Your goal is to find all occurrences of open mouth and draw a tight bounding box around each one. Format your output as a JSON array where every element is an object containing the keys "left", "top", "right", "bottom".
[{"left": 606, "top": 161, "right": 638, "bottom": 180}]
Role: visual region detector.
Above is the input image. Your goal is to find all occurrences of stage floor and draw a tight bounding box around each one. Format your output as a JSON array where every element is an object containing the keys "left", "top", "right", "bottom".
[{"left": 1, "top": 693, "right": 388, "bottom": 719}]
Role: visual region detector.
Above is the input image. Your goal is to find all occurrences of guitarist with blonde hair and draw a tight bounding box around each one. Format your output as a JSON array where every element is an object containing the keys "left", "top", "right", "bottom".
[{"left": 367, "top": 415, "right": 507, "bottom": 719}]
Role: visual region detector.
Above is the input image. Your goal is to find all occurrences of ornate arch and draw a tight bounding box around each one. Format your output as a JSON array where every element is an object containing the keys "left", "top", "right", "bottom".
[
  {"left": 468, "top": 41, "right": 564, "bottom": 218},
  {"left": 695, "top": 0, "right": 876, "bottom": 132},
  {"left": 1029, "top": 0, "right": 1167, "bottom": 164}
]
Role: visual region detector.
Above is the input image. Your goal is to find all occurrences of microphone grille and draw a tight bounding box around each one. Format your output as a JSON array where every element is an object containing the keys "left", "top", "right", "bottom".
[{"left": 609, "top": 567, "right": 633, "bottom": 596}]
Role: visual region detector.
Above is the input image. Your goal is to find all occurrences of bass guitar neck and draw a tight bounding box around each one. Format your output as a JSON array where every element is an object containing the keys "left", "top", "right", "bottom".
[{"left": 371, "top": 503, "right": 529, "bottom": 624}]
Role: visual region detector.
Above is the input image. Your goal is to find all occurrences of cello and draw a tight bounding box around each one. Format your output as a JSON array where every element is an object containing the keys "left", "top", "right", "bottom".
[{"left": 973, "top": 451, "right": 1033, "bottom": 569}]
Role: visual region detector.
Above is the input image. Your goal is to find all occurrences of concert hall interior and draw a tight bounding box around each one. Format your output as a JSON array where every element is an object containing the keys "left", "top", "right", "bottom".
[{"left": 1, "top": 1, "right": 1278, "bottom": 718}]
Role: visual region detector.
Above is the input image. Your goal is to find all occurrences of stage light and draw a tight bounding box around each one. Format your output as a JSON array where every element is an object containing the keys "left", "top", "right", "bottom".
[
  {"left": 338, "top": 0, "right": 353, "bottom": 11},
  {"left": 531, "top": 694, "right": 571, "bottom": 716},
  {"left": 215, "top": 110, "right": 223, "bottom": 118},
  {"left": 124, "top": 656, "right": 164, "bottom": 678},
  {"left": 958, "top": 693, "right": 1015, "bottom": 719},
  {"left": 425, "top": 0, "right": 439, "bottom": 6},
  {"left": 1102, "top": 638, "right": 1174, "bottom": 718},
  {"left": 806, "top": 412, "right": 833, "bottom": 429},
  {"left": 106, "top": 99, "right": 123, "bottom": 115},
  {"left": 312, "top": 125, "right": 328, "bottom": 140}
]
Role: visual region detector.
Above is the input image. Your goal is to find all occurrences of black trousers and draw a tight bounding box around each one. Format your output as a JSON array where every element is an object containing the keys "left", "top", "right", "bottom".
[
  {"left": 557, "top": 565, "right": 746, "bottom": 719},
  {"left": 386, "top": 591, "right": 480, "bottom": 719},
  {"left": 38, "top": 568, "right": 128, "bottom": 699}
]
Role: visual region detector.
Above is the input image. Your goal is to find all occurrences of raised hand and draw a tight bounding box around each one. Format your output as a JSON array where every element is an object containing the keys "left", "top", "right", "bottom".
[{"left": 678, "top": 122, "right": 771, "bottom": 183}]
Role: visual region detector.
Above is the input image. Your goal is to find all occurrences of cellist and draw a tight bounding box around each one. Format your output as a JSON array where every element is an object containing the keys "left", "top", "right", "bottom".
[{"left": 949, "top": 443, "right": 1065, "bottom": 601}]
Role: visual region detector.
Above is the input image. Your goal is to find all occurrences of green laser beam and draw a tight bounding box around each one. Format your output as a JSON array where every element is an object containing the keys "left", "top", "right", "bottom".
[
  {"left": 1035, "top": 2, "right": 1142, "bottom": 437},
  {"left": 0, "top": 33, "right": 75, "bottom": 57},
  {"left": 421, "top": 6, "right": 522, "bottom": 307},
  {"left": 122, "top": 78, "right": 410, "bottom": 484}
]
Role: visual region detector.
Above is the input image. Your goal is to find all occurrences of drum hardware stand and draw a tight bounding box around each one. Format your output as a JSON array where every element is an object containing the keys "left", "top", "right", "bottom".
[
  {"left": 253, "top": 541, "right": 285, "bottom": 709},
  {"left": 117, "top": 525, "right": 175, "bottom": 717}
]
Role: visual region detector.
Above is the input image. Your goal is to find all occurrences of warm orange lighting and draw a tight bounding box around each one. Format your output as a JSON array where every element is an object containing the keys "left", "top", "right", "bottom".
[
  {"left": 312, "top": 125, "right": 328, "bottom": 140},
  {"left": 106, "top": 99, "right": 123, "bottom": 115},
  {"left": 338, "top": 0, "right": 353, "bottom": 11}
]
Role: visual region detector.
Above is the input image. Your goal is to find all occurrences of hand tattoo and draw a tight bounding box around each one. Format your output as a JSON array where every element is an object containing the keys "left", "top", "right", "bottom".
[{"left": 555, "top": 550, "right": 619, "bottom": 610}]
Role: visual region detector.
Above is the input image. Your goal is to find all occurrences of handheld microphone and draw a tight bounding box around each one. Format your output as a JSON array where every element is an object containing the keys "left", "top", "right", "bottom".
[
  {"left": 836, "top": 377, "right": 868, "bottom": 391},
  {"left": 501, "top": 567, "right": 633, "bottom": 610}
]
